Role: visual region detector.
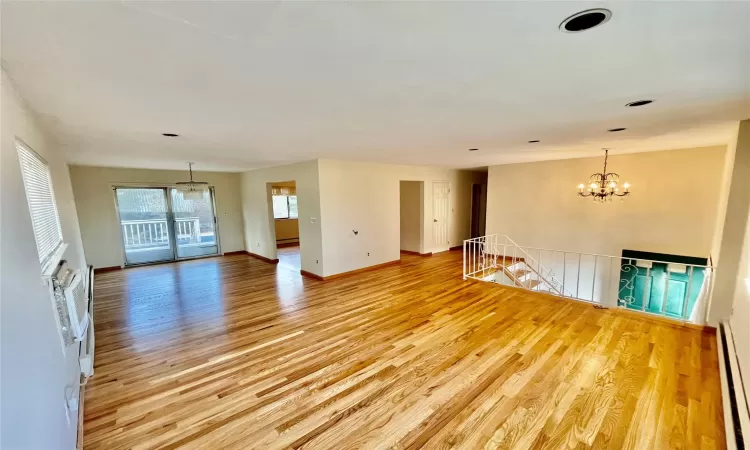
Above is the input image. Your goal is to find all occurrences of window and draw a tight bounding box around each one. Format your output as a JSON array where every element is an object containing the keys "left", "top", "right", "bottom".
[
  {"left": 288, "top": 195, "right": 298, "bottom": 218},
  {"left": 16, "top": 140, "right": 64, "bottom": 269},
  {"left": 272, "top": 195, "right": 298, "bottom": 219}
]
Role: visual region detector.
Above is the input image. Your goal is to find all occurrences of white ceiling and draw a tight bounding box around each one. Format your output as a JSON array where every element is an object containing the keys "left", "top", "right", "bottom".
[{"left": 2, "top": 1, "right": 749, "bottom": 172}]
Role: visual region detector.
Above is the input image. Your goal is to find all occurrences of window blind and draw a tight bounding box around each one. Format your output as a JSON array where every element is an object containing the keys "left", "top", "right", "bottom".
[
  {"left": 16, "top": 140, "right": 64, "bottom": 268},
  {"left": 288, "top": 196, "right": 298, "bottom": 219},
  {"left": 272, "top": 195, "right": 290, "bottom": 219}
]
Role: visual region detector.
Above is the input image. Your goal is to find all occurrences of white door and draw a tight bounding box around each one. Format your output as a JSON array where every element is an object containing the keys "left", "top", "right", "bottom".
[{"left": 432, "top": 181, "right": 450, "bottom": 252}]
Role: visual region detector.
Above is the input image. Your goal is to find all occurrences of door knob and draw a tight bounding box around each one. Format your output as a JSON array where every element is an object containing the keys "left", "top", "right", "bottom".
[{"left": 434, "top": 219, "right": 438, "bottom": 222}]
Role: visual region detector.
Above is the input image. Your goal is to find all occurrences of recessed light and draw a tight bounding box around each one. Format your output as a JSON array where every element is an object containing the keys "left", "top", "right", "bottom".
[
  {"left": 528, "top": 140, "right": 540, "bottom": 143},
  {"left": 468, "top": 148, "right": 479, "bottom": 152},
  {"left": 560, "top": 9, "right": 612, "bottom": 33},
  {"left": 608, "top": 128, "right": 627, "bottom": 132},
  {"left": 162, "top": 133, "right": 179, "bottom": 137},
  {"left": 625, "top": 100, "right": 653, "bottom": 107}
]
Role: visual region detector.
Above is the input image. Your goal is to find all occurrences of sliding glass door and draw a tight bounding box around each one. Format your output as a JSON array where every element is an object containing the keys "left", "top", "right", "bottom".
[
  {"left": 115, "top": 187, "right": 220, "bottom": 266},
  {"left": 169, "top": 188, "right": 219, "bottom": 259},
  {"left": 116, "top": 188, "right": 175, "bottom": 265}
]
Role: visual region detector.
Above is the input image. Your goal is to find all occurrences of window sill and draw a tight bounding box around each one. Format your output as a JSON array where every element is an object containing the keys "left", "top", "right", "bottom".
[{"left": 41, "top": 242, "right": 68, "bottom": 279}]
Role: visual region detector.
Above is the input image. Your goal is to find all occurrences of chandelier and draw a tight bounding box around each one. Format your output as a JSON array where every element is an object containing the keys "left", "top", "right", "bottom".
[
  {"left": 577, "top": 149, "right": 630, "bottom": 202},
  {"left": 176, "top": 162, "right": 209, "bottom": 200}
]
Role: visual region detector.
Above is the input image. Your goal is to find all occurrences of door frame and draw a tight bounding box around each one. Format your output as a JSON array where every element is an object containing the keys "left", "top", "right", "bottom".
[
  {"left": 112, "top": 185, "right": 221, "bottom": 267},
  {"left": 432, "top": 180, "right": 451, "bottom": 253}
]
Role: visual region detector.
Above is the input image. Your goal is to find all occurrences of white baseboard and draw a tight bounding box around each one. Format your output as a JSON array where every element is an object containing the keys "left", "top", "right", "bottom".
[{"left": 717, "top": 321, "right": 749, "bottom": 449}]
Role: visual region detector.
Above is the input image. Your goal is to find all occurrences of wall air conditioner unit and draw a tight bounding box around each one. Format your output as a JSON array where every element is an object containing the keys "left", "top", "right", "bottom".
[
  {"left": 50, "top": 262, "right": 95, "bottom": 379},
  {"left": 62, "top": 269, "right": 90, "bottom": 343},
  {"left": 79, "top": 265, "right": 95, "bottom": 378}
]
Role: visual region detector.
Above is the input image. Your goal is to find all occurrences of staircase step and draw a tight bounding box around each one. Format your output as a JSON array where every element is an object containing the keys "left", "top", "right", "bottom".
[
  {"left": 526, "top": 279, "right": 542, "bottom": 289},
  {"left": 511, "top": 269, "right": 531, "bottom": 279}
]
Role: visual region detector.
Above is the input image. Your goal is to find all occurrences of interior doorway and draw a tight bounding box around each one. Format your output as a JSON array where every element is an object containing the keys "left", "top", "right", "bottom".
[
  {"left": 114, "top": 186, "right": 220, "bottom": 266},
  {"left": 399, "top": 181, "right": 424, "bottom": 255},
  {"left": 470, "top": 183, "right": 487, "bottom": 238},
  {"left": 269, "top": 181, "right": 301, "bottom": 271}
]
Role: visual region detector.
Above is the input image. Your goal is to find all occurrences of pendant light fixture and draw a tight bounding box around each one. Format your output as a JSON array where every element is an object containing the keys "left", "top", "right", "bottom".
[{"left": 176, "top": 162, "right": 209, "bottom": 200}]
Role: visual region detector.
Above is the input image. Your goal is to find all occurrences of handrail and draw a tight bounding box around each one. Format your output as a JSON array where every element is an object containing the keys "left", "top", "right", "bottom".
[{"left": 489, "top": 235, "right": 714, "bottom": 269}]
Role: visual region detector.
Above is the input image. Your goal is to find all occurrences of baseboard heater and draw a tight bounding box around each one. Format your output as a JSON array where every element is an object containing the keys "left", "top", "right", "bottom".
[{"left": 717, "top": 321, "right": 748, "bottom": 449}]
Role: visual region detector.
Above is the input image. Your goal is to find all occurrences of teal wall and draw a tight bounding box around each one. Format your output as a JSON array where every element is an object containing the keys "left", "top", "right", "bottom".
[{"left": 618, "top": 261, "right": 705, "bottom": 319}]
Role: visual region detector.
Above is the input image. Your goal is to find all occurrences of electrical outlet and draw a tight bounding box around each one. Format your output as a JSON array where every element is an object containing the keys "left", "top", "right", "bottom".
[
  {"left": 367, "top": 252, "right": 370, "bottom": 256},
  {"left": 256, "top": 242, "right": 260, "bottom": 247},
  {"left": 316, "top": 259, "right": 319, "bottom": 264}
]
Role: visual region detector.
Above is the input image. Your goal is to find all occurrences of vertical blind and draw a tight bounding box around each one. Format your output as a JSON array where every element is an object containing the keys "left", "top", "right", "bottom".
[{"left": 16, "top": 140, "right": 64, "bottom": 267}]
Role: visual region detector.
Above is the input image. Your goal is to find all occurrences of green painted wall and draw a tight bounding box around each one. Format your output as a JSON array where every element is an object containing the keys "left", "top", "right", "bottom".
[{"left": 618, "top": 261, "right": 706, "bottom": 319}]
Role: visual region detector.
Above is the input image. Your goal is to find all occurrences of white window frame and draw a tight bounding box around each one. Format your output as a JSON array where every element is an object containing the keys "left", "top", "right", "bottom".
[
  {"left": 272, "top": 194, "right": 298, "bottom": 220},
  {"left": 16, "top": 139, "right": 66, "bottom": 274}
]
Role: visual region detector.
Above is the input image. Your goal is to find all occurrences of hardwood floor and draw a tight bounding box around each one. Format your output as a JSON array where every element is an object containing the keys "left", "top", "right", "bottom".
[
  {"left": 277, "top": 245, "right": 301, "bottom": 271},
  {"left": 84, "top": 251, "right": 725, "bottom": 449}
]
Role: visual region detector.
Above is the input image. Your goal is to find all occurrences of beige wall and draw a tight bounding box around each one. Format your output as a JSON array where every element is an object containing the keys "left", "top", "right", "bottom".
[
  {"left": 730, "top": 190, "right": 750, "bottom": 395},
  {"left": 240, "top": 161, "right": 324, "bottom": 275},
  {"left": 400, "top": 181, "right": 423, "bottom": 253},
  {"left": 318, "top": 160, "right": 486, "bottom": 277},
  {"left": 275, "top": 219, "right": 299, "bottom": 242},
  {"left": 709, "top": 119, "right": 750, "bottom": 381},
  {"left": 68, "top": 165, "right": 245, "bottom": 268},
  {"left": 486, "top": 146, "right": 726, "bottom": 258},
  {"left": 1, "top": 72, "right": 87, "bottom": 448},
  {"left": 711, "top": 120, "right": 750, "bottom": 324}
]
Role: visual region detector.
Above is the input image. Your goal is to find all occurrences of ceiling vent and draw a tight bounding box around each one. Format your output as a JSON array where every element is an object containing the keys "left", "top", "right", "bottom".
[{"left": 625, "top": 100, "right": 653, "bottom": 107}]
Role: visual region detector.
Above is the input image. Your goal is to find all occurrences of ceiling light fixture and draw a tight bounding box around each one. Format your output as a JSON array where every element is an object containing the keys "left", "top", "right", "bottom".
[
  {"left": 608, "top": 127, "right": 627, "bottom": 132},
  {"left": 162, "top": 133, "right": 179, "bottom": 137},
  {"left": 625, "top": 100, "right": 653, "bottom": 107},
  {"left": 528, "top": 140, "right": 540, "bottom": 143},
  {"left": 559, "top": 8, "right": 612, "bottom": 33},
  {"left": 577, "top": 149, "right": 630, "bottom": 202},
  {"left": 468, "top": 148, "right": 479, "bottom": 152},
  {"left": 176, "top": 162, "right": 209, "bottom": 200}
]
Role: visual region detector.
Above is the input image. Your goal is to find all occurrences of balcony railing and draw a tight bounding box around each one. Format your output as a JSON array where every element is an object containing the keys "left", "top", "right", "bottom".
[
  {"left": 121, "top": 218, "right": 201, "bottom": 250},
  {"left": 463, "top": 234, "right": 715, "bottom": 325}
]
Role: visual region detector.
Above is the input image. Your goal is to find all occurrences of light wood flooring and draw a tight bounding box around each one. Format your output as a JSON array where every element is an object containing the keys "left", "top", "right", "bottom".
[{"left": 84, "top": 251, "right": 725, "bottom": 449}]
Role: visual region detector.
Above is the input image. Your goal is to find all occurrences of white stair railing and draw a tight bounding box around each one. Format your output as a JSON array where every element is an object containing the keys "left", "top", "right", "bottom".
[
  {"left": 463, "top": 234, "right": 716, "bottom": 325},
  {"left": 463, "top": 235, "right": 572, "bottom": 296}
]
